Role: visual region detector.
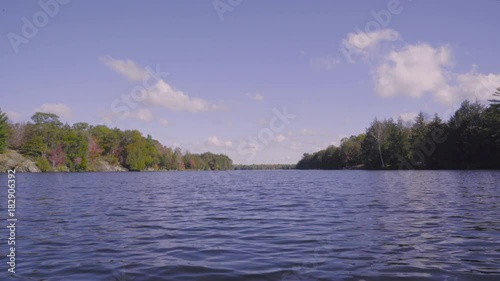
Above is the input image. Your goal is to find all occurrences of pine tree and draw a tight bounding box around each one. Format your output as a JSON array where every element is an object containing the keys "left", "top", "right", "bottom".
[{"left": 488, "top": 87, "right": 500, "bottom": 105}]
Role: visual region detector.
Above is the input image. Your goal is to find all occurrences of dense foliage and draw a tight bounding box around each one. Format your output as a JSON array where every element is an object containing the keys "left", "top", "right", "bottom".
[
  {"left": 297, "top": 97, "right": 500, "bottom": 170},
  {"left": 4, "top": 112, "right": 233, "bottom": 172},
  {"left": 0, "top": 109, "right": 8, "bottom": 153}
]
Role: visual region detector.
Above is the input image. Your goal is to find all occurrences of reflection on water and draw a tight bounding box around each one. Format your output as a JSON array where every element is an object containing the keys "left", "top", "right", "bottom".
[{"left": 0, "top": 171, "right": 499, "bottom": 280}]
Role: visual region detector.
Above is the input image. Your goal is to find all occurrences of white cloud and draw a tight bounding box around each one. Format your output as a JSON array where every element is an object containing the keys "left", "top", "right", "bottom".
[
  {"left": 247, "top": 93, "right": 264, "bottom": 101},
  {"left": 36, "top": 103, "right": 73, "bottom": 119},
  {"left": 454, "top": 70, "right": 500, "bottom": 104},
  {"left": 99, "top": 55, "right": 150, "bottom": 82},
  {"left": 397, "top": 112, "right": 418, "bottom": 123},
  {"left": 101, "top": 56, "right": 225, "bottom": 112},
  {"left": 124, "top": 108, "right": 153, "bottom": 121},
  {"left": 207, "top": 136, "right": 233, "bottom": 148},
  {"left": 343, "top": 29, "right": 400, "bottom": 53},
  {"left": 159, "top": 119, "right": 170, "bottom": 126},
  {"left": 309, "top": 55, "right": 341, "bottom": 71},
  {"left": 5, "top": 111, "right": 21, "bottom": 122},
  {"left": 374, "top": 43, "right": 453, "bottom": 102},
  {"left": 372, "top": 41, "right": 500, "bottom": 106},
  {"left": 143, "top": 80, "right": 225, "bottom": 112}
]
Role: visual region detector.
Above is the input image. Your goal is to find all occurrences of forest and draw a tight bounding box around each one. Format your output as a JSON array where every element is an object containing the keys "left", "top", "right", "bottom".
[
  {"left": 0, "top": 112, "right": 233, "bottom": 172},
  {"left": 1, "top": 89, "right": 499, "bottom": 172},
  {"left": 297, "top": 91, "right": 500, "bottom": 170}
]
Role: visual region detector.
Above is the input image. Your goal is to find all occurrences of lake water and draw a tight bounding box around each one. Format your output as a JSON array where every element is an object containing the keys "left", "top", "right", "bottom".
[{"left": 1, "top": 170, "right": 499, "bottom": 281}]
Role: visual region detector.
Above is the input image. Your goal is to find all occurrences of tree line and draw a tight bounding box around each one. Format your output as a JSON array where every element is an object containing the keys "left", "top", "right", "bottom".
[
  {"left": 0, "top": 112, "right": 233, "bottom": 172},
  {"left": 2, "top": 91, "right": 499, "bottom": 172},
  {"left": 234, "top": 164, "right": 296, "bottom": 170},
  {"left": 297, "top": 93, "right": 500, "bottom": 170}
]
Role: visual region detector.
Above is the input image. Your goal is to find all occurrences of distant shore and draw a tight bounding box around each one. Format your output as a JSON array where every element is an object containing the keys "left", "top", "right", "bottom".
[{"left": 1, "top": 149, "right": 300, "bottom": 173}]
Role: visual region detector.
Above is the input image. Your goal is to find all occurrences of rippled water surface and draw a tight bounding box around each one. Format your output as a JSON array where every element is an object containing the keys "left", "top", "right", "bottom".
[{"left": 1, "top": 170, "right": 500, "bottom": 280}]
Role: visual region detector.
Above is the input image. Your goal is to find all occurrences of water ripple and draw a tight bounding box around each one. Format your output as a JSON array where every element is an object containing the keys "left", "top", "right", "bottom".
[{"left": 0, "top": 171, "right": 499, "bottom": 280}]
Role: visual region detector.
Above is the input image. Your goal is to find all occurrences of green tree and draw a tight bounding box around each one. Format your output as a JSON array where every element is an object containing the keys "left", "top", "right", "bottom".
[
  {"left": 21, "top": 135, "right": 48, "bottom": 157},
  {"left": 25, "top": 112, "right": 64, "bottom": 157},
  {"left": 31, "top": 112, "right": 62, "bottom": 127},
  {"left": 90, "top": 125, "right": 119, "bottom": 155},
  {"left": 72, "top": 122, "right": 90, "bottom": 131},
  {"left": 125, "top": 142, "right": 147, "bottom": 171},
  {"left": 481, "top": 90, "right": 500, "bottom": 168},
  {"left": 447, "top": 100, "right": 485, "bottom": 168},
  {"left": 385, "top": 119, "right": 411, "bottom": 168},
  {"left": 339, "top": 135, "right": 364, "bottom": 168},
  {"left": 361, "top": 118, "right": 388, "bottom": 168},
  {"left": 296, "top": 153, "right": 314, "bottom": 169},
  {"left": 488, "top": 87, "right": 500, "bottom": 104},
  {"left": 423, "top": 114, "right": 448, "bottom": 169},
  {"left": 5, "top": 112, "right": 233, "bottom": 172},
  {"left": 297, "top": 98, "right": 500, "bottom": 170},
  {"left": 122, "top": 130, "right": 148, "bottom": 171},
  {"left": 36, "top": 156, "right": 51, "bottom": 172},
  {"left": 62, "top": 129, "right": 88, "bottom": 171},
  {"left": 144, "top": 135, "right": 160, "bottom": 169},
  {"left": 323, "top": 145, "right": 340, "bottom": 169},
  {"left": 0, "top": 109, "right": 8, "bottom": 153}
]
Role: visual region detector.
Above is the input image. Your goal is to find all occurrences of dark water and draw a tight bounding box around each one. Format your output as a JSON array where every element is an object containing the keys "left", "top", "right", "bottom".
[{"left": 1, "top": 171, "right": 499, "bottom": 281}]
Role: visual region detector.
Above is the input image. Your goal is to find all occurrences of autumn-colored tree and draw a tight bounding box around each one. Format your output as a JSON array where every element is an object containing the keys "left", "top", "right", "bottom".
[
  {"left": 7, "top": 123, "right": 26, "bottom": 150},
  {"left": 87, "top": 136, "right": 102, "bottom": 160},
  {"left": 174, "top": 148, "right": 185, "bottom": 170},
  {"left": 4, "top": 112, "right": 233, "bottom": 172},
  {"left": 49, "top": 144, "right": 65, "bottom": 168}
]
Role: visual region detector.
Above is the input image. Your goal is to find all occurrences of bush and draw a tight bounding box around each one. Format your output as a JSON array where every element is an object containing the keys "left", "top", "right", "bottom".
[{"left": 36, "top": 157, "right": 51, "bottom": 172}]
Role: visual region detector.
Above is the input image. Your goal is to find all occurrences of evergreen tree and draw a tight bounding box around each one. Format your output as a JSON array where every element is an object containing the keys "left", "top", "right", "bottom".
[{"left": 296, "top": 98, "right": 500, "bottom": 170}]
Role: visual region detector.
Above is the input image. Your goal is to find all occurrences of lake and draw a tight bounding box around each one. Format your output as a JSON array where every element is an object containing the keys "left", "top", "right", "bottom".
[{"left": 1, "top": 170, "right": 499, "bottom": 280}]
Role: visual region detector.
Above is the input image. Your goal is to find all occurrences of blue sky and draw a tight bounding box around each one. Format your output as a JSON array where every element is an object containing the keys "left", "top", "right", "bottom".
[{"left": 1, "top": 0, "right": 499, "bottom": 164}]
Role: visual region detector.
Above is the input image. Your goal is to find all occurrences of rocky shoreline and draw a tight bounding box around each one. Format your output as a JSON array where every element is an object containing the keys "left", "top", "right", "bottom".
[
  {"left": 0, "top": 150, "right": 41, "bottom": 173},
  {"left": 0, "top": 150, "right": 127, "bottom": 173}
]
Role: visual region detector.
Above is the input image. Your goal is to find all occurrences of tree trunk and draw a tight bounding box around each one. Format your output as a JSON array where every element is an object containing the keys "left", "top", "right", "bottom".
[{"left": 378, "top": 143, "right": 385, "bottom": 168}]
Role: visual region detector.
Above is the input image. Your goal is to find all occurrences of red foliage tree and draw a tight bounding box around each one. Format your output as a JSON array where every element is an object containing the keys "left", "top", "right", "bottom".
[
  {"left": 87, "top": 136, "right": 102, "bottom": 160},
  {"left": 73, "top": 157, "right": 82, "bottom": 165},
  {"left": 188, "top": 158, "right": 197, "bottom": 170},
  {"left": 49, "top": 144, "right": 65, "bottom": 167}
]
